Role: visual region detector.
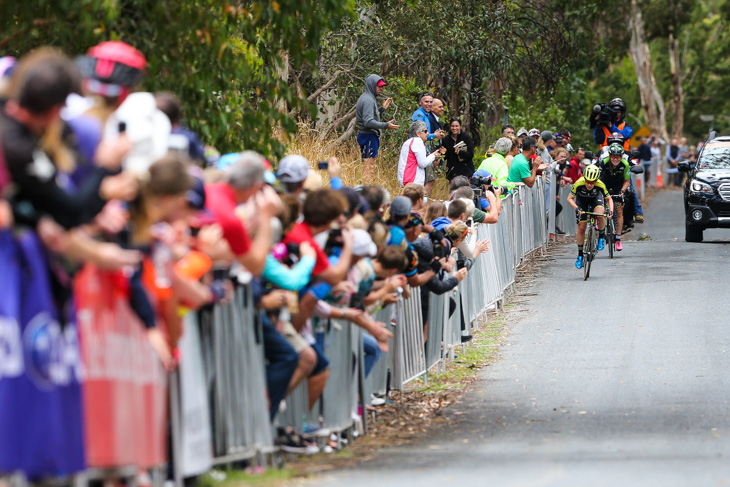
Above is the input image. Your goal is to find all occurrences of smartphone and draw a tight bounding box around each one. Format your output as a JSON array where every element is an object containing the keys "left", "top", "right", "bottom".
[
  {"left": 118, "top": 121, "right": 127, "bottom": 133},
  {"left": 317, "top": 161, "right": 329, "bottom": 170}
]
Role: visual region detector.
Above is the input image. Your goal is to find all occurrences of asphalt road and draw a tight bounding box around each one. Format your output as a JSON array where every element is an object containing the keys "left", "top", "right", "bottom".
[{"left": 316, "top": 188, "right": 730, "bottom": 487}]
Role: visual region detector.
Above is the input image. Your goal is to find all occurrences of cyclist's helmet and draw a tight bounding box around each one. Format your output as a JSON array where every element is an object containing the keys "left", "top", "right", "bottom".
[
  {"left": 78, "top": 41, "right": 146, "bottom": 103},
  {"left": 583, "top": 164, "right": 600, "bottom": 182},
  {"left": 607, "top": 143, "right": 624, "bottom": 156}
]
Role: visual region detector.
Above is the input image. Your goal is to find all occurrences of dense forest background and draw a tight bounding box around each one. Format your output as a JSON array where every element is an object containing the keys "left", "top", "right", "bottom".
[{"left": 3, "top": 0, "right": 729, "bottom": 159}]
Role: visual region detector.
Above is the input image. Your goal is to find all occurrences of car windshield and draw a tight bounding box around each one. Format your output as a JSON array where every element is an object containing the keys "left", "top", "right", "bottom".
[{"left": 699, "top": 143, "right": 730, "bottom": 169}]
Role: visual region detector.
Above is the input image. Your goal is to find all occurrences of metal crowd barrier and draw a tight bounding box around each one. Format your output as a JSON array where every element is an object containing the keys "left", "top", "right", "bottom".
[
  {"left": 556, "top": 183, "right": 579, "bottom": 237},
  {"left": 391, "top": 286, "right": 426, "bottom": 389},
  {"left": 199, "top": 286, "right": 273, "bottom": 463},
  {"left": 2, "top": 175, "right": 558, "bottom": 485}
]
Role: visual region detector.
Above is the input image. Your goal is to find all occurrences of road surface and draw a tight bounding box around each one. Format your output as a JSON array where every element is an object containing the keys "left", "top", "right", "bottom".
[{"left": 316, "top": 188, "right": 730, "bottom": 486}]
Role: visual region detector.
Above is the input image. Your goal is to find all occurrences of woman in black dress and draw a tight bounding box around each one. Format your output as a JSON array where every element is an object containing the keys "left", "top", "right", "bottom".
[{"left": 441, "top": 117, "right": 475, "bottom": 182}]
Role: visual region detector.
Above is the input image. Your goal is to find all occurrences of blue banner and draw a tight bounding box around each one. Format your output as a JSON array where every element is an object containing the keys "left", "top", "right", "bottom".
[{"left": 0, "top": 230, "right": 86, "bottom": 480}]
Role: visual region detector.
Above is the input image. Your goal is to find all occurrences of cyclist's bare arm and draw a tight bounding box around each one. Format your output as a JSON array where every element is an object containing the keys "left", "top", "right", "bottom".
[{"left": 567, "top": 193, "right": 578, "bottom": 211}]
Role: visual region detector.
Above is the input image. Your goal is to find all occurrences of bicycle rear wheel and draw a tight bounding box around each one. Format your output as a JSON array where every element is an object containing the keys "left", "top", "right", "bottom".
[
  {"left": 607, "top": 219, "right": 615, "bottom": 259},
  {"left": 584, "top": 225, "right": 594, "bottom": 280}
]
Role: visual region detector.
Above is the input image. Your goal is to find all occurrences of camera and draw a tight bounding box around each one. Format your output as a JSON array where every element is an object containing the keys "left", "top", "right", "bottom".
[
  {"left": 590, "top": 102, "right": 617, "bottom": 129},
  {"left": 430, "top": 229, "right": 448, "bottom": 259},
  {"left": 324, "top": 228, "right": 343, "bottom": 254},
  {"left": 470, "top": 174, "right": 490, "bottom": 187},
  {"left": 317, "top": 160, "right": 329, "bottom": 170}
]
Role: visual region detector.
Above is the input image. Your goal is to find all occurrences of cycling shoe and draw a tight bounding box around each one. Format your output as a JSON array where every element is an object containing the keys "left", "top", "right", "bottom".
[
  {"left": 575, "top": 256, "right": 583, "bottom": 269},
  {"left": 616, "top": 240, "right": 623, "bottom": 251},
  {"left": 597, "top": 238, "right": 605, "bottom": 251}
]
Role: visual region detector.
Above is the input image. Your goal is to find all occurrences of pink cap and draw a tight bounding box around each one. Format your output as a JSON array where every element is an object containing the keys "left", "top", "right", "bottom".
[{"left": 376, "top": 79, "right": 387, "bottom": 87}]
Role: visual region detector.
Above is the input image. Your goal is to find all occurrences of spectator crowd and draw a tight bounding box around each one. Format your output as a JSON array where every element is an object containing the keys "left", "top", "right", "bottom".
[{"left": 0, "top": 43, "right": 700, "bottom": 482}]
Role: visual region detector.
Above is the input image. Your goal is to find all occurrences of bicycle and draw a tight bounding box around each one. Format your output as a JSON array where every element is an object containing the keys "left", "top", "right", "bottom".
[
  {"left": 578, "top": 211, "right": 604, "bottom": 281},
  {"left": 606, "top": 193, "right": 625, "bottom": 258},
  {"left": 605, "top": 194, "right": 623, "bottom": 259}
]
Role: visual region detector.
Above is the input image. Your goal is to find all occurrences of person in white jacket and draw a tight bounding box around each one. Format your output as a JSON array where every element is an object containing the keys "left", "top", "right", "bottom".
[{"left": 398, "top": 120, "right": 442, "bottom": 186}]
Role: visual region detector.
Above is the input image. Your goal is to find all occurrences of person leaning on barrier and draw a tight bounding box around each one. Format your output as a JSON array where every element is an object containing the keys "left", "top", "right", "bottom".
[
  {"left": 507, "top": 136, "right": 548, "bottom": 188},
  {"left": 424, "top": 199, "right": 447, "bottom": 225},
  {"left": 1, "top": 49, "right": 137, "bottom": 231},
  {"left": 401, "top": 182, "right": 427, "bottom": 214},
  {"left": 470, "top": 169, "right": 502, "bottom": 218},
  {"left": 450, "top": 186, "right": 486, "bottom": 223},
  {"left": 411, "top": 213, "right": 467, "bottom": 336},
  {"left": 205, "top": 151, "right": 281, "bottom": 276}
]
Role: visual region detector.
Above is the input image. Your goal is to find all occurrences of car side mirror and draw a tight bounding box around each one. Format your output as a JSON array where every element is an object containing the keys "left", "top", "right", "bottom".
[
  {"left": 630, "top": 165, "right": 644, "bottom": 174},
  {"left": 677, "top": 160, "right": 691, "bottom": 172}
]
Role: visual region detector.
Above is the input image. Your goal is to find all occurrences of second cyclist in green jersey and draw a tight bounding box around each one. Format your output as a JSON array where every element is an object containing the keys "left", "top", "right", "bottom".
[{"left": 597, "top": 142, "right": 631, "bottom": 251}]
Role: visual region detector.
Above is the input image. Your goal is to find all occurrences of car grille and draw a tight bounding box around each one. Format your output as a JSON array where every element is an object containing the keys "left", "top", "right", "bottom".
[{"left": 720, "top": 183, "right": 730, "bottom": 201}]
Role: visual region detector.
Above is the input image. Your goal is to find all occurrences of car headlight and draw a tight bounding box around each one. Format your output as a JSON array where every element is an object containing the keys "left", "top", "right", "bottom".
[{"left": 690, "top": 181, "right": 714, "bottom": 194}]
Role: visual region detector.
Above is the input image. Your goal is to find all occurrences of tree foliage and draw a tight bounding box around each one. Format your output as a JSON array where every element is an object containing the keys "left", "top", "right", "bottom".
[{"left": 0, "top": 0, "right": 354, "bottom": 158}]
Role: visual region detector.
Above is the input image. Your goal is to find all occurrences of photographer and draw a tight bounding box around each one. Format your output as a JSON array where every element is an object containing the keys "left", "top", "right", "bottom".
[
  {"left": 442, "top": 117, "right": 475, "bottom": 181},
  {"left": 470, "top": 169, "right": 502, "bottom": 221},
  {"left": 593, "top": 98, "right": 633, "bottom": 150}
]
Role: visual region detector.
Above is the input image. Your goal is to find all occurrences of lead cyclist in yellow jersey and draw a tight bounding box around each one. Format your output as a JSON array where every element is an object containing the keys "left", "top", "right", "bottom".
[{"left": 567, "top": 164, "right": 614, "bottom": 269}]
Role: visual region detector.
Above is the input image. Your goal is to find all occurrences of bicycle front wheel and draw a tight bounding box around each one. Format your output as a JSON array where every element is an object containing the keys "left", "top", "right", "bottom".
[{"left": 584, "top": 225, "right": 594, "bottom": 280}]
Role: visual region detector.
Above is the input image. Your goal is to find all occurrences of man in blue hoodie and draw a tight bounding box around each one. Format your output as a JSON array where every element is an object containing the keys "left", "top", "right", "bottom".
[{"left": 356, "top": 74, "right": 399, "bottom": 182}]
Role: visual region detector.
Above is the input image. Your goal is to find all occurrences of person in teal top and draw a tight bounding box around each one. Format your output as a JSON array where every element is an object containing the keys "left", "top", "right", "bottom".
[
  {"left": 262, "top": 242, "right": 317, "bottom": 291},
  {"left": 507, "top": 136, "right": 547, "bottom": 188},
  {"left": 479, "top": 137, "right": 516, "bottom": 196}
]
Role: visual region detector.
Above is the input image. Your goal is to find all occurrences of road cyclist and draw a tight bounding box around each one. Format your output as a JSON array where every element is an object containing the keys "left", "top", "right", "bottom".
[
  {"left": 567, "top": 164, "right": 614, "bottom": 270},
  {"left": 597, "top": 143, "right": 631, "bottom": 251}
]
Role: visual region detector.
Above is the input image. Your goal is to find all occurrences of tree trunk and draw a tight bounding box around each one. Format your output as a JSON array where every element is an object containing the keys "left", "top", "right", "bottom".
[
  {"left": 668, "top": 32, "right": 684, "bottom": 139},
  {"left": 275, "top": 50, "right": 289, "bottom": 114},
  {"left": 627, "top": 0, "right": 668, "bottom": 142}
]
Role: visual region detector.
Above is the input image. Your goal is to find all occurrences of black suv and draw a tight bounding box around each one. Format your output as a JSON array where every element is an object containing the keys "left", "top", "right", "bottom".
[{"left": 680, "top": 134, "right": 730, "bottom": 242}]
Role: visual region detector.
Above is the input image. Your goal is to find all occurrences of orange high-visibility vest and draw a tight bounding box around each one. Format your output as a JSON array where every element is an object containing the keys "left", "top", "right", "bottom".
[{"left": 599, "top": 122, "right": 630, "bottom": 151}]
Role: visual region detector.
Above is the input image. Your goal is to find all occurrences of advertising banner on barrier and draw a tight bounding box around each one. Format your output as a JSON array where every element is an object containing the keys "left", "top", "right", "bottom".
[
  {"left": 74, "top": 265, "right": 168, "bottom": 469},
  {"left": 178, "top": 313, "right": 213, "bottom": 477},
  {"left": 0, "top": 231, "right": 86, "bottom": 479}
]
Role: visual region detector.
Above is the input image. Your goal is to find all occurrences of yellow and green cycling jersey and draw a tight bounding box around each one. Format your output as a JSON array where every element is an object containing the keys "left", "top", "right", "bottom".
[{"left": 570, "top": 177, "right": 609, "bottom": 200}]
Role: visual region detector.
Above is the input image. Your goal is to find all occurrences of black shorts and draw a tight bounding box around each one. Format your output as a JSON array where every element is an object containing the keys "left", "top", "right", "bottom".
[{"left": 575, "top": 194, "right": 604, "bottom": 221}]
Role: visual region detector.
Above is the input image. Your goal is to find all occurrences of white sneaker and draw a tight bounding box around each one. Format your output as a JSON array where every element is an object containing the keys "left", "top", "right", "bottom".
[{"left": 370, "top": 394, "right": 386, "bottom": 406}]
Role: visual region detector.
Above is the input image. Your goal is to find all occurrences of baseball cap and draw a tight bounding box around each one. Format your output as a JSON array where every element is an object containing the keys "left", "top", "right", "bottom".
[
  {"left": 352, "top": 229, "right": 377, "bottom": 257},
  {"left": 390, "top": 195, "right": 413, "bottom": 217},
  {"left": 516, "top": 127, "right": 528, "bottom": 137},
  {"left": 473, "top": 169, "right": 494, "bottom": 182},
  {"left": 376, "top": 79, "right": 387, "bottom": 87},
  {"left": 277, "top": 155, "right": 310, "bottom": 183},
  {"left": 528, "top": 128, "right": 541, "bottom": 137},
  {"left": 540, "top": 130, "right": 553, "bottom": 142}
]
